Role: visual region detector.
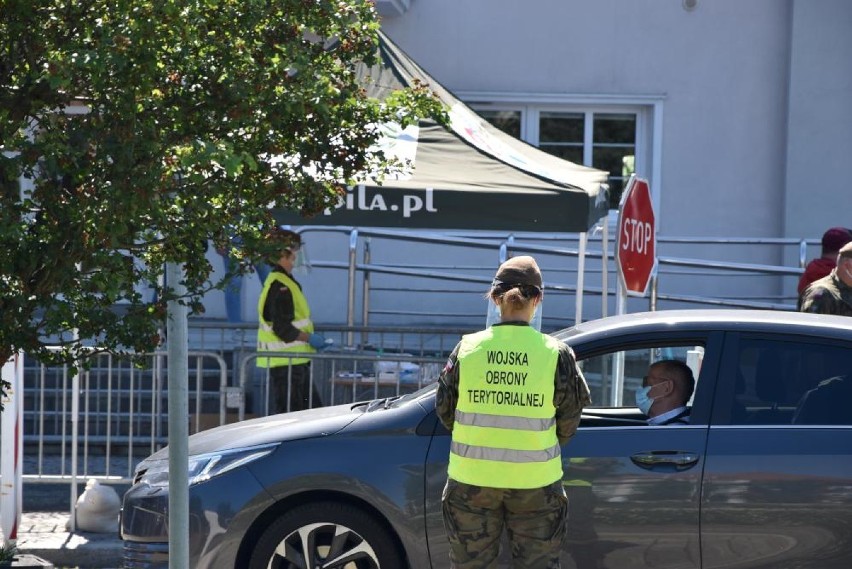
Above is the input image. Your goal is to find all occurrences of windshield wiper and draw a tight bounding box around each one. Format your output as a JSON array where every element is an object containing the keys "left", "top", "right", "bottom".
[
  {"left": 383, "top": 395, "right": 404, "bottom": 409},
  {"left": 351, "top": 395, "right": 405, "bottom": 412},
  {"left": 365, "top": 398, "right": 390, "bottom": 412}
]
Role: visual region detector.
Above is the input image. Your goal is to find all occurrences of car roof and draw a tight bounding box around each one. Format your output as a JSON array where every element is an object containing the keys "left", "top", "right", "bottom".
[{"left": 551, "top": 309, "right": 852, "bottom": 343}]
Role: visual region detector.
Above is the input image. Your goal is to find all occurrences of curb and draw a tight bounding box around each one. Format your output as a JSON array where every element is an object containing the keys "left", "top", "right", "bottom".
[
  {"left": 17, "top": 543, "right": 122, "bottom": 569},
  {"left": 14, "top": 513, "right": 123, "bottom": 569},
  {"left": 3, "top": 553, "right": 55, "bottom": 568},
  {"left": 16, "top": 545, "right": 122, "bottom": 569}
]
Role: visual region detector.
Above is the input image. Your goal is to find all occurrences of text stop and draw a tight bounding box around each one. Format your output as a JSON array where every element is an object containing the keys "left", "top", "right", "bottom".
[{"left": 621, "top": 218, "right": 653, "bottom": 254}]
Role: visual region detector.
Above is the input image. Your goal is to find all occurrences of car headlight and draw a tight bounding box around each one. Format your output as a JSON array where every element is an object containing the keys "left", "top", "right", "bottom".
[{"left": 135, "top": 443, "right": 279, "bottom": 488}]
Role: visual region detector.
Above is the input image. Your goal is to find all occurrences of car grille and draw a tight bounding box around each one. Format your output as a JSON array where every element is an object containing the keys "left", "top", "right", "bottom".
[{"left": 123, "top": 541, "right": 168, "bottom": 568}]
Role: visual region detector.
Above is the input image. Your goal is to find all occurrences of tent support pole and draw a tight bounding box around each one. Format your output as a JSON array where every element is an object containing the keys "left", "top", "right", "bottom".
[
  {"left": 361, "top": 238, "right": 371, "bottom": 348},
  {"left": 574, "top": 232, "right": 587, "bottom": 325},
  {"left": 346, "top": 229, "right": 358, "bottom": 347},
  {"left": 601, "top": 219, "right": 609, "bottom": 318}
]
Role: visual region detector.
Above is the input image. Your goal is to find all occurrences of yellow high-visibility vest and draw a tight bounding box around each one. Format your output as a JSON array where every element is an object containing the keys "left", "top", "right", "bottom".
[
  {"left": 256, "top": 271, "right": 314, "bottom": 367},
  {"left": 448, "top": 325, "right": 562, "bottom": 489}
]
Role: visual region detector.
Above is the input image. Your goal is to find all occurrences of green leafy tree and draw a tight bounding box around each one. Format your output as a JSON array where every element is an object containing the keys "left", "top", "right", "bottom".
[{"left": 0, "top": 0, "right": 445, "bottom": 407}]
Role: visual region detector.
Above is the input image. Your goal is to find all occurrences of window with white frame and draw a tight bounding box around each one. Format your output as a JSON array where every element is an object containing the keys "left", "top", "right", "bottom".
[{"left": 474, "top": 104, "right": 649, "bottom": 209}]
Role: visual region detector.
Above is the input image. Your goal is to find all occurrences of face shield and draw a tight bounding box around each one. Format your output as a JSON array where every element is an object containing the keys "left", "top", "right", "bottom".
[
  {"left": 484, "top": 294, "right": 543, "bottom": 331},
  {"left": 841, "top": 257, "right": 852, "bottom": 282},
  {"left": 291, "top": 243, "right": 312, "bottom": 275},
  {"left": 530, "top": 303, "right": 543, "bottom": 331}
]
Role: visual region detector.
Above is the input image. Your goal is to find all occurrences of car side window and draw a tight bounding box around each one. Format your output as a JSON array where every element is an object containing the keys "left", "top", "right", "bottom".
[
  {"left": 731, "top": 338, "right": 852, "bottom": 426},
  {"left": 579, "top": 344, "right": 705, "bottom": 410}
]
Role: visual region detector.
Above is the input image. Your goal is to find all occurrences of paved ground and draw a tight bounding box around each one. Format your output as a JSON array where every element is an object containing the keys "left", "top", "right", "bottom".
[
  {"left": 7, "top": 454, "right": 132, "bottom": 568},
  {"left": 11, "top": 512, "right": 123, "bottom": 569}
]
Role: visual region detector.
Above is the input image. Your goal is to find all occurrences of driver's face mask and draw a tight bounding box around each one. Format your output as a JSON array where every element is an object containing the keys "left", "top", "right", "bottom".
[{"left": 634, "top": 385, "right": 655, "bottom": 415}]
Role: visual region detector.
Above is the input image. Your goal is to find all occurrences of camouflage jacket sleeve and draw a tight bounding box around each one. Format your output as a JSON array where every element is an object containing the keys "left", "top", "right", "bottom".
[
  {"left": 436, "top": 343, "right": 462, "bottom": 431},
  {"left": 554, "top": 342, "right": 591, "bottom": 446},
  {"left": 799, "top": 285, "right": 837, "bottom": 315}
]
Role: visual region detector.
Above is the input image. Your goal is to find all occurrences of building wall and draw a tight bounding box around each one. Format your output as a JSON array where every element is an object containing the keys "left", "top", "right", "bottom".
[
  {"left": 784, "top": 0, "right": 852, "bottom": 239},
  {"left": 382, "top": 0, "right": 796, "bottom": 241}
]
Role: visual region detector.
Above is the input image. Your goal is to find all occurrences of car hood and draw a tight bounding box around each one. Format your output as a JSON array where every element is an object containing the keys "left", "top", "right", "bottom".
[{"left": 145, "top": 403, "right": 363, "bottom": 459}]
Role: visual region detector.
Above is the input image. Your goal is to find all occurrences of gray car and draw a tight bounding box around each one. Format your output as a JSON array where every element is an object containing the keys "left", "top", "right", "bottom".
[{"left": 120, "top": 309, "right": 852, "bottom": 568}]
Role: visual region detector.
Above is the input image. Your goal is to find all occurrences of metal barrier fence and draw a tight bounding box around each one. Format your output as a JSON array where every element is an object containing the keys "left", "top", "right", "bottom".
[
  {"left": 21, "top": 351, "right": 228, "bottom": 489},
  {"left": 16, "top": 343, "right": 449, "bottom": 518},
  {"left": 296, "top": 227, "right": 813, "bottom": 332},
  {"left": 240, "top": 350, "right": 446, "bottom": 417},
  {"left": 184, "top": 321, "right": 471, "bottom": 357}
]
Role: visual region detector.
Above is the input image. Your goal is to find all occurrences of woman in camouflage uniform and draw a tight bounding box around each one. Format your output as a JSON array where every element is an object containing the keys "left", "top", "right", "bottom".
[{"left": 436, "top": 256, "right": 591, "bottom": 569}]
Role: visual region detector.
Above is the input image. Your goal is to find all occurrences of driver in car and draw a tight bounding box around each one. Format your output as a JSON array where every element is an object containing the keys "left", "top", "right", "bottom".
[{"left": 635, "top": 359, "right": 695, "bottom": 425}]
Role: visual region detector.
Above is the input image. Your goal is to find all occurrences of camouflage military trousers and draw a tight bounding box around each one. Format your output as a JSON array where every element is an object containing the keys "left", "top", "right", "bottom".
[{"left": 441, "top": 478, "right": 568, "bottom": 569}]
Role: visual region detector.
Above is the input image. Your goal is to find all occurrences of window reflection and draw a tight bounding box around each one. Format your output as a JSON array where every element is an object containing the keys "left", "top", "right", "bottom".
[
  {"left": 475, "top": 109, "right": 521, "bottom": 138},
  {"left": 592, "top": 114, "right": 636, "bottom": 207},
  {"left": 476, "top": 106, "right": 640, "bottom": 210}
]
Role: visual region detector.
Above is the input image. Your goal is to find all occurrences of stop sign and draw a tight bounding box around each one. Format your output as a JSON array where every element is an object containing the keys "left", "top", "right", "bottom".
[{"left": 616, "top": 176, "right": 656, "bottom": 295}]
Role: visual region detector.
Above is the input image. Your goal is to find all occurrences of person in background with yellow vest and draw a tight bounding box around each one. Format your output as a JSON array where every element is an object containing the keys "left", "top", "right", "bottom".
[
  {"left": 257, "top": 228, "right": 328, "bottom": 413},
  {"left": 436, "top": 256, "right": 591, "bottom": 569}
]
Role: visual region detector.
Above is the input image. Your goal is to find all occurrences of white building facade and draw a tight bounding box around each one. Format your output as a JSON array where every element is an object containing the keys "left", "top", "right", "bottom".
[
  {"left": 204, "top": 1, "right": 852, "bottom": 331},
  {"left": 379, "top": 0, "right": 851, "bottom": 241}
]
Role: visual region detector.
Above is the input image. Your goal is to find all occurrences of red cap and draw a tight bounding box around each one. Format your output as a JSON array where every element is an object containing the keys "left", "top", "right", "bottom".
[{"left": 821, "top": 227, "right": 852, "bottom": 254}]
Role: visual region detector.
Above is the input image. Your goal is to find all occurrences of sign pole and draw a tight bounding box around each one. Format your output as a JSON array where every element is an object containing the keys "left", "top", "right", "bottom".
[
  {"left": 166, "top": 261, "right": 190, "bottom": 569},
  {"left": 575, "top": 231, "right": 587, "bottom": 325},
  {"left": 612, "top": 175, "right": 657, "bottom": 405},
  {"left": 612, "top": 278, "right": 626, "bottom": 406}
]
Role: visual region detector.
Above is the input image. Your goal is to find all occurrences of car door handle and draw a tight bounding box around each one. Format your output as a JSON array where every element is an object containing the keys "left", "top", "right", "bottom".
[{"left": 630, "top": 451, "right": 700, "bottom": 470}]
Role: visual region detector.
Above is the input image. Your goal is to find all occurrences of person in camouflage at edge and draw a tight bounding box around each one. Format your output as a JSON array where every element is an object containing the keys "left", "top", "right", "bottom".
[
  {"left": 799, "top": 241, "right": 852, "bottom": 317},
  {"left": 436, "top": 256, "right": 591, "bottom": 569}
]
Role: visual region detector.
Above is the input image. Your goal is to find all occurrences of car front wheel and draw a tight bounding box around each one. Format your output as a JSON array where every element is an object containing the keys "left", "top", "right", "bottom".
[{"left": 248, "top": 501, "right": 404, "bottom": 569}]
